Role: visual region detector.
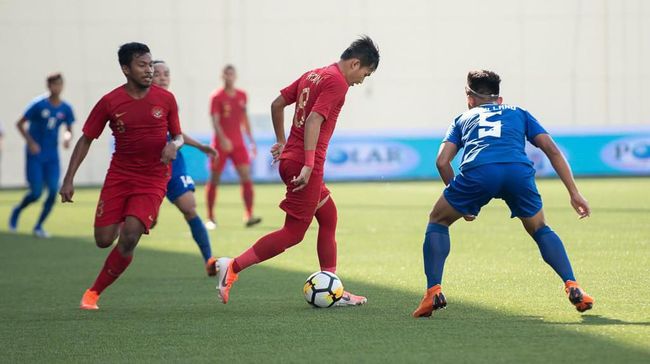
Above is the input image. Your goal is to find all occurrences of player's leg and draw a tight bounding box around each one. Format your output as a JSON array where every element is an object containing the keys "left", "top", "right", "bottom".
[
  {"left": 315, "top": 194, "right": 336, "bottom": 273},
  {"left": 505, "top": 163, "right": 593, "bottom": 312},
  {"left": 33, "top": 159, "right": 61, "bottom": 237},
  {"left": 215, "top": 160, "right": 319, "bottom": 304},
  {"left": 205, "top": 153, "right": 227, "bottom": 229},
  {"left": 9, "top": 156, "right": 44, "bottom": 231},
  {"left": 173, "top": 190, "right": 216, "bottom": 275},
  {"left": 414, "top": 169, "right": 494, "bottom": 318},
  {"left": 233, "top": 147, "right": 261, "bottom": 227}
]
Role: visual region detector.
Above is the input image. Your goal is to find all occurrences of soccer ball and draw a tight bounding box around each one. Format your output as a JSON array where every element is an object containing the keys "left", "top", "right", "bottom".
[{"left": 303, "top": 271, "right": 344, "bottom": 308}]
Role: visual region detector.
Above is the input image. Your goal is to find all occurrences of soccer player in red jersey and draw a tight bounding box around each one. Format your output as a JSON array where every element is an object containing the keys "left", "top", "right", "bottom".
[
  {"left": 205, "top": 65, "right": 261, "bottom": 229},
  {"left": 215, "top": 36, "right": 380, "bottom": 306},
  {"left": 59, "top": 43, "right": 184, "bottom": 310}
]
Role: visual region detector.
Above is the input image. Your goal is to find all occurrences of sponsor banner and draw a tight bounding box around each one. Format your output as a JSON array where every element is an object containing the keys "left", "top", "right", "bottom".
[{"left": 181, "top": 129, "right": 650, "bottom": 183}]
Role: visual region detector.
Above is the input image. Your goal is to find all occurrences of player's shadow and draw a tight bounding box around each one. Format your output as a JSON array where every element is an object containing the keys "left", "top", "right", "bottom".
[
  {"left": 544, "top": 314, "right": 650, "bottom": 326},
  {"left": 1, "top": 231, "right": 649, "bottom": 363}
]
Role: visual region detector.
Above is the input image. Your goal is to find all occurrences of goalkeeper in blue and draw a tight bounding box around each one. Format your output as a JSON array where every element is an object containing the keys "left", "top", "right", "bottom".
[{"left": 412, "top": 70, "right": 594, "bottom": 318}]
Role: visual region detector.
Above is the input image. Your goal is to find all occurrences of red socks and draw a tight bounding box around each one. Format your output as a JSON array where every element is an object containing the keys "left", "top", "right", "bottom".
[
  {"left": 90, "top": 246, "right": 133, "bottom": 295},
  {"left": 206, "top": 182, "right": 217, "bottom": 221},
  {"left": 242, "top": 181, "right": 254, "bottom": 219},
  {"left": 233, "top": 215, "right": 310, "bottom": 273},
  {"left": 315, "top": 197, "right": 337, "bottom": 273}
]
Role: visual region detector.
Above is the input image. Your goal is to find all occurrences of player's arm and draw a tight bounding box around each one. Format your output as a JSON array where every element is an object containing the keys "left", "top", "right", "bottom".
[
  {"left": 161, "top": 133, "right": 184, "bottom": 165},
  {"left": 242, "top": 108, "right": 257, "bottom": 158},
  {"left": 270, "top": 95, "right": 289, "bottom": 162},
  {"left": 533, "top": 133, "right": 590, "bottom": 218},
  {"left": 183, "top": 132, "right": 217, "bottom": 157},
  {"left": 436, "top": 142, "right": 458, "bottom": 186},
  {"left": 16, "top": 116, "right": 40, "bottom": 154},
  {"left": 60, "top": 135, "right": 94, "bottom": 202},
  {"left": 291, "top": 111, "right": 323, "bottom": 192},
  {"left": 63, "top": 124, "right": 73, "bottom": 149},
  {"left": 211, "top": 111, "right": 232, "bottom": 152}
]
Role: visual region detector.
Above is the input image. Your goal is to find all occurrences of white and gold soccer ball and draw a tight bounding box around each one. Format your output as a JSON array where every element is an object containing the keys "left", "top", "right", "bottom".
[{"left": 303, "top": 271, "right": 344, "bottom": 308}]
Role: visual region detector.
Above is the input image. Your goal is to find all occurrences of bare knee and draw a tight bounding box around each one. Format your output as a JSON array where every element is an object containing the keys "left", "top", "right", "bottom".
[
  {"left": 117, "top": 230, "right": 141, "bottom": 254},
  {"left": 94, "top": 233, "right": 116, "bottom": 249}
]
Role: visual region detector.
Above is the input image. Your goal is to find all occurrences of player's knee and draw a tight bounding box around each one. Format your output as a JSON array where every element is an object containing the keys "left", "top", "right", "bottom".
[
  {"left": 118, "top": 231, "right": 140, "bottom": 253},
  {"left": 94, "top": 235, "right": 115, "bottom": 249},
  {"left": 28, "top": 186, "right": 43, "bottom": 200}
]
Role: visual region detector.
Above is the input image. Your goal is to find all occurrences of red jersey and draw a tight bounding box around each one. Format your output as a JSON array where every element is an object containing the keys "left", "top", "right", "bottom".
[
  {"left": 82, "top": 84, "right": 182, "bottom": 189},
  {"left": 209, "top": 88, "right": 247, "bottom": 147},
  {"left": 279, "top": 63, "right": 349, "bottom": 173}
]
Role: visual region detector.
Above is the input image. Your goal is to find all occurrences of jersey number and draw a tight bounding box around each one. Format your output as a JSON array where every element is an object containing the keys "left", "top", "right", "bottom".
[
  {"left": 293, "top": 87, "right": 310, "bottom": 128},
  {"left": 47, "top": 117, "right": 57, "bottom": 130},
  {"left": 477, "top": 111, "right": 502, "bottom": 139},
  {"left": 180, "top": 175, "right": 194, "bottom": 188}
]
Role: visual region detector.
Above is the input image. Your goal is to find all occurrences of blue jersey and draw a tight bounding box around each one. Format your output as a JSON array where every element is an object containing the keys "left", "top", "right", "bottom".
[
  {"left": 444, "top": 103, "right": 546, "bottom": 172},
  {"left": 24, "top": 95, "right": 75, "bottom": 160}
]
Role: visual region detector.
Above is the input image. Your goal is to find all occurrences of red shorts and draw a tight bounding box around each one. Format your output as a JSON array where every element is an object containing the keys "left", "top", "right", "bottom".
[
  {"left": 278, "top": 159, "right": 330, "bottom": 222},
  {"left": 94, "top": 176, "right": 166, "bottom": 234},
  {"left": 210, "top": 144, "right": 250, "bottom": 172}
]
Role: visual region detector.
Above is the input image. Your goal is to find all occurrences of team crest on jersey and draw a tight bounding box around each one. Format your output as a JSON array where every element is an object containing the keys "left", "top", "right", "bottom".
[
  {"left": 151, "top": 106, "right": 164, "bottom": 119},
  {"left": 41, "top": 109, "right": 51, "bottom": 118},
  {"left": 56, "top": 111, "right": 65, "bottom": 120}
]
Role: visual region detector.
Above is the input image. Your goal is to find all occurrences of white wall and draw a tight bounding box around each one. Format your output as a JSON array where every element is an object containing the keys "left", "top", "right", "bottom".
[{"left": 0, "top": 0, "right": 648, "bottom": 187}]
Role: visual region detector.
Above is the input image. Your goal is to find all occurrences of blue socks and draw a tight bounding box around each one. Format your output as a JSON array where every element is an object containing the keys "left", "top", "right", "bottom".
[
  {"left": 422, "top": 223, "right": 451, "bottom": 289},
  {"left": 188, "top": 215, "right": 212, "bottom": 262},
  {"left": 533, "top": 226, "right": 576, "bottom": 282},
  {"left": 35, "top": 191, "right": 57, "bottom": 229}
]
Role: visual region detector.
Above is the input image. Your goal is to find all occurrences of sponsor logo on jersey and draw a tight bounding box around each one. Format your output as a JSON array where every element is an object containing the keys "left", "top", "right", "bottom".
[{"left": 600, "top": 136, "right": 650, "bottom": 173}]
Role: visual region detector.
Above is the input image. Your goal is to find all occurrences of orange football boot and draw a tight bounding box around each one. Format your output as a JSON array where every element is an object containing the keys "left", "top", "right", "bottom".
[
  {"left": 215, "top": 257, "right": 239, "bottom": 304},
  {"left": 565, "top": 280, "right": 594, "bottom": 312},
  {"left": 412, "top": 284, "right": 447, "bottom": 318},
  {"left": 80, "top": 289, "right": 100, "bottom": 310}
]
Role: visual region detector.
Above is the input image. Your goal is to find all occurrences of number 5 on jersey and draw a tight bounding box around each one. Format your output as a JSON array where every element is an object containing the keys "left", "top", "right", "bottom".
[{"left": 478, "top": 111, "right": 502, "bottom": 139}]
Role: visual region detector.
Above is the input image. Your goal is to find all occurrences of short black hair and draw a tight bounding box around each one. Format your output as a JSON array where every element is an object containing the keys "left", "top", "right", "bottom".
[
  {"left": 46, "top": 72, "right": 63, "bottom": 85},
  {"left": 340, "top": 35, "right": 380, "bottom": 70},
  {"left": 223, "top": 64, "right": 235, "bottom": 73},
  {"left": 467, "top": 70, "right": 501, "bottom": 98},
  {"left": 118, "top": 42, "right": 150, "bottom": 66},
  {"left": 152, "top": 59, "right": 166, "bottom": 65}
]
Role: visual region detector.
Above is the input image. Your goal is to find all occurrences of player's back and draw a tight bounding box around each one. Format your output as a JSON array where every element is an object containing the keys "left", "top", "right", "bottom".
[
  {"left": 445, "top": 103, "right": 547, "bottom": 172},
  {"left": 280, "top": 63, "right": 349, "bottom": 173}
]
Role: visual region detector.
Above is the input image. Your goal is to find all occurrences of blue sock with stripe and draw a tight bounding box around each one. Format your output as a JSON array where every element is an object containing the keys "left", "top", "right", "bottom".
[
  {"left": 533, "top": 226, "right": 576, "bottom": 282},
  {"left": 423, "top": 223, "right": 450, "bottom": 289},
  {"left": 188, "top": 215, "right": 212, "bottom": 262}
]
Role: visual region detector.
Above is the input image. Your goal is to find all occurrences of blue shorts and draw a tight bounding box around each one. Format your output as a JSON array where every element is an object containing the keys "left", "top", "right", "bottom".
[
  {"left": 443, "top": 162, "right": 542, "bottom": 218},
  {"left": 166, "top": 154, "right": 195, "bottom": 202},
  {"left": 26, "top": 154, "right": 60, "bottom": 192}
]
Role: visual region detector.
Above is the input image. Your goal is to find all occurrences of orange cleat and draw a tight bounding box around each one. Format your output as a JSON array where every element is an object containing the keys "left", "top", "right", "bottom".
[
  {"left": 412, "top": 284, "right": 447, "bottom": 318},
  {"left": 205, "top": 257, "right": 217, "bottom": 277},
  {"left": 80, "top": 289, "right": 100, "bottom": 310},
  {"left": 215, "top": 257, "right": 239, "bottom": 304},
  {"left": 565, "top": 280, "right": 594, "bottom": 312}
]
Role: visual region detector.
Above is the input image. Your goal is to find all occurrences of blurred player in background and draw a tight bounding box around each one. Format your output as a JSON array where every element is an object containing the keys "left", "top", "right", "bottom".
[
  {"left": 152, "top": 59, "right": 219, "bottom": 276},
  {"left": 60, "top": 42, "right": 184, "bottom": 310},
  {"left": 9, "top": 73, "right": 75, "bottom": 238},
  {"left": 412, "top": 70, "right": 594, "bottom": 318},
  {"left": 206, "top": 65, "right": 261, "bottom": 229},
  {"left": 215, "top": 36, "right": 380, "bottom": 306}
]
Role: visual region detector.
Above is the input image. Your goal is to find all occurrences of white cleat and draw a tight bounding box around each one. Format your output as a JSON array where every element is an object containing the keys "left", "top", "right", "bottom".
[
  {"left": 205, "top": 220, "right": 217, "bottom": 230},
  {"left": 334, "top": 291, "right": 368, "bottom": 307},
  {"left": 215, "top": 257, "right": 236, "bottom": 304},
  {"left": 33, "top": 227, "right": 51, "bottom": 239}
]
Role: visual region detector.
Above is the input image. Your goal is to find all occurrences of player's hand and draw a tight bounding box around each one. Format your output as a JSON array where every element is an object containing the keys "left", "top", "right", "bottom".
[
  {"left": 570, "top": 192, "right": 591, "bottom": 219},
  {"left": 270, "top": 143, "right": 284, "bottom": 164},
  {"left": 200, "top": 144, "right": 218, "bottom": 158},
  {"left": 249, "top": 143, "right": 257, "bottom": 159},
  {"left": 63, "top": 139, "right": 71, "bottom": 149},
  {"left": 291, "top": 165, "right": 313, "bottom": 192},
  {"left": 220, "top": 138, "right": 233, "bottom": 153},
  {"left": 28, "top": 141, "right": 41, "bottom": 155},
  {"left": 160, "top": 143, "right": 178, "bottom": 165},
  {"left": 59, "top": 181, "right": 74, "bottom": 203}
]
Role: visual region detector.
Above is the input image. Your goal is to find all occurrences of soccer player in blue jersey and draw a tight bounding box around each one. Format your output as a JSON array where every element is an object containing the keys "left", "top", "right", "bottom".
[
  {"left": 152, "top": 60, "right": 219, "bottom": 276},
  {"left": 412, "top": 70, "right": 594, "bottom": 317},
  {"left": 10, "top": 73, "right": 75, "bottom": 238}
]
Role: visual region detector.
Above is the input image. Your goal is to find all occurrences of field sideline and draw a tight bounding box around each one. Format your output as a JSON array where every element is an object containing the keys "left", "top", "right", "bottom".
[{"left": 1, "top": 178, "right": 649, "bottom": 363}]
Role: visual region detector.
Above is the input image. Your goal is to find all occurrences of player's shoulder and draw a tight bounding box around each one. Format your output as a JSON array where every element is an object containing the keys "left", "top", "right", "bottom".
[
  {"left": 26, "top": 94, "right": 48, "bottom": 108},
  {"left": 101, "top": 85, "right": 128, "bottom": 102},
  {"left": 210, "top": 88, "right": 225, "bottom": 99}
]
